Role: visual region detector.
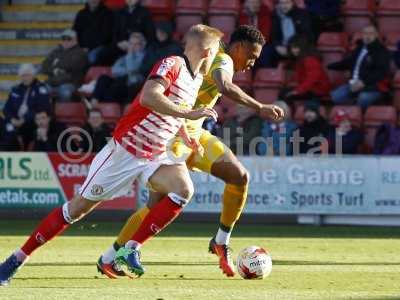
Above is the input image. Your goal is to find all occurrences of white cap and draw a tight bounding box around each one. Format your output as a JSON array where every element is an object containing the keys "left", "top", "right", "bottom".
[{"left": 18, "top": 63, "right": 36, "bottom": 76}]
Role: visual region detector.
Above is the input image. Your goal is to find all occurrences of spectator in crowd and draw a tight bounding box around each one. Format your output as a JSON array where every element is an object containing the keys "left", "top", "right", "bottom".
[
  {"left": 327, "top": 109, "right": 363, "bottom": 154},
  {"left": 31, "top": 110, "right": 67, "bottom": 152},
  {"left": 73, "top": 0, "right": 114, "bottom": 65},
  {"left": 239, "top": 0, "right": 272, "bottom": 41},
  {"left": 305, "top": 0, "right": 342, "bottom": 39},
  {"left": 217, "top": 105, "right": 264, "bottom": 155},
  {"left": 2, "top": 64, "right": 51, "bottom": 150},
  {"left": 81, "top": 32, "right": 147, "bottom": 106},
  {"left": 373, "top": 115, "right": 400, "bottom": 155},
  {"left": 328, "top": 25, "right": 391, "bottom": 110},
  {"left": 42, "top": 29, "right": 89, "bottom": 102},
  {"left": 257, "top": 0, "right": 313, "bottom": 68},
  {"left": 141, "top": 21, "right": 183, "bottom": 76},
  {"left": 104, "top": 0, "right": 155, "bottom": 64},
  {"left": 394, "top": 41, "right": 400, "bottom": 69},
  {"left": 257, "top": 101, "right": 297, "bottom": 156},
  {"left": 80, "top": 109, "right": 111, "bottom": 153},
  {"left": 298, "top": 100, "right": 329, "bottom": 154},
  {"left": 281, "top": 35, "right": 331, "bottom": 102}
]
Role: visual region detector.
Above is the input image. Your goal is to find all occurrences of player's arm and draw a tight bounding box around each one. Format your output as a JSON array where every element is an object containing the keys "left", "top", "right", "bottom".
[
  {"left": 140, "top": 79, "right": 218, "bottom": 121},
  {"left": 213, "top": 69, "right": 284, "bottom": 121}
]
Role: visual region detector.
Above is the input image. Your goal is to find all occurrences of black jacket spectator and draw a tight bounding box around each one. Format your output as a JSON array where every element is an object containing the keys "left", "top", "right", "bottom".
[
  {"left": 3, "top": 79, "right": 51, "bottom": 125},
  {"left": 81, "top": 123, "right": 111, "bottom": 152},
  {"left": 271, "top": 6, "right": 313, "bottom": 47},
  {"left": 32, "top": 111, "right": 67, "bottom": 152},
  {"left": 113, "top": 3, "right": 155, "bottom": 44},
  {"left": 328, "top": 40, "right": 391, "bottom": 92},
  {"left": 142, "top": 21, "right": 183, "bottom": 77},
  {"left": 80, "top": 109, "right": 111, "bottom": 152},
  {"left": 73, "top": 2, "right": 114, "bottom": 51},
  {"left": 305, "top": 0, "right": 342, "bottom": 38}
]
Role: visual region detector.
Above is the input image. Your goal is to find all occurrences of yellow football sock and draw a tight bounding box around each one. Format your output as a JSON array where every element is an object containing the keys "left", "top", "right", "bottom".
[
  {"left": 115, "top": 206, "right": 150, "bottom": 247},
  {"left": 220, "top": 183, "right": 248, "bottom": 230}
]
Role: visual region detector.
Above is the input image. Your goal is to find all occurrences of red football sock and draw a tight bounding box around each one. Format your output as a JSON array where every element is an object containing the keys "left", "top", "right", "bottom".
[
  {"left": 131, "top": 195, "right": 183, "bottom": 245},
  {"left": 21, "top": 206, "right": 70, "bottom": 255}
]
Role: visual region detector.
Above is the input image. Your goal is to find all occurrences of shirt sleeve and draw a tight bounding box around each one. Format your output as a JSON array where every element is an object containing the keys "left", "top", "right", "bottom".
[
  {"left": 148, "top": 56, "right": 181, "bottom": 89},
  {"left": 213, "top": 54, "right": 234, "bottom": 77}
]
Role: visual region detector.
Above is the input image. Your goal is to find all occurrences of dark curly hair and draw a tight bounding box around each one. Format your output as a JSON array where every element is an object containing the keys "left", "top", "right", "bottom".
[{"left": 229, "top": 25, "right": 265, "bottom": 46}]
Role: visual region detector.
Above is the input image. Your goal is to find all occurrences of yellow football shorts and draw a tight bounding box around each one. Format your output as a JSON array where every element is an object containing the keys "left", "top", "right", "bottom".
[{"left": 171, "top": 130, "right": 227, "bottom": 174}]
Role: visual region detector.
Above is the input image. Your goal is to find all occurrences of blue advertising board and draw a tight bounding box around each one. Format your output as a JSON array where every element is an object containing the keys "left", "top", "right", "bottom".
[{"left": 138, "top": 156, "right": 400, "bottom": 215}]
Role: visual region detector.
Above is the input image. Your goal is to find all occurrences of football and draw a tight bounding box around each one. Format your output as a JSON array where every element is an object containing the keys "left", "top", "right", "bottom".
[{"left": 237, "top": 246, "right": 272, "bottom": 280}]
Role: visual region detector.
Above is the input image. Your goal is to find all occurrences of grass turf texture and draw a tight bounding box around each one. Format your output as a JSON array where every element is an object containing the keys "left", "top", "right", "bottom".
[{"left": 0, "top": 220, "right": 400, "bottom": 300}]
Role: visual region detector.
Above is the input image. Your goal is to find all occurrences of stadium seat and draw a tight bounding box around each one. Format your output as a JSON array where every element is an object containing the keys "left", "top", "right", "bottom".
[
  {"left": 342, "top": 0, "right": 376, "bottom": 35},
  {"left": 175, "top": 0, "right": 207, "bottom": 36},
  {"left": 208, "top": 0, "right": 240, "bottom": 42},
  {"left": 294, "top": 0, "right": 305, "bottom": 9},
  {"left": 208, "top": 15, "right": 236, "bottom": 41},
  {"left": 84, "top": 67, "right": 112, "bottom": 84},
  {"left": 233, "top": 70, "right": 252, "bottom": 91},
  {"left": 377, "top": 0, "right": 400, "bottom": 34},
  {"left": 104, "top": 0, "right": 125, "bottom": 10},
  {"left": 294, "top": 105, "right": 327, "bottom": 125},
  {"left": 97, "top": 103, "right": 122, "bottom": 125},
  {"left": 55, "top": 103, "right": 87, "bottom": 126},
  {"left": 363, "top": 106, "right": 397, "bottom": 151},
  {"left": 208, "top": 0, "right": 240, "bottom": 14},
  {"left": 383, "top": 31, "right": 400, "bottom": 51},
  {"left": 329, "top": 105, "right": 362, "bottom": 128},
  {"left": 253, "top": 67, "right": 285, "bottom": 104},
  {"left": 216, "top": 95, "right": 238, "bottom": 123},
  {"left": 176, "top": 0, "right": 207, "bottom": 13},
  {"left": 317, "top": 32, "right": 348, "bottom": 53},
  {"left": 142, "top": 0, "right": 174, "bottom": 21},
  {"left": 393, "top": 71, "right": 400, "bottom": 110}
]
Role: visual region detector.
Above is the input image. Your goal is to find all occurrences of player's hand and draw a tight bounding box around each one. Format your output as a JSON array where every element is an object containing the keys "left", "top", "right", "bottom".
[
  {"left": 187, "top": 138, "right": 204, "bottom": 157},
  {"left": 259, "top": 104, "right": 285, "bottom": 121},
  {"left": 184, "top": 108, "right": 218, "bottom": 121}
]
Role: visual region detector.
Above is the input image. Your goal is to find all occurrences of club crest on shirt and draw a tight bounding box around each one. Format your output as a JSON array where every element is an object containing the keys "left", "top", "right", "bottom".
[
  {"left": 91, "top": 184, "right": 104, "bottom": 196},
  {"left": 157, "top": 57, "right": 176, "bottom": 76}
]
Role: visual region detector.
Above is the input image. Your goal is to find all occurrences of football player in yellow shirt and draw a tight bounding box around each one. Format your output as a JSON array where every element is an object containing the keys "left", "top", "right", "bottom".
[{"left": 97, "top": 25, "right": 284, "bottom": 278}]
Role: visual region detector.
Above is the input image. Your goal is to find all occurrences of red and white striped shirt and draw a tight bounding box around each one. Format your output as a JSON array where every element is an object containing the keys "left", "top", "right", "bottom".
[{"left": 113, "top": 55, "right": 203, "bottom": 159}]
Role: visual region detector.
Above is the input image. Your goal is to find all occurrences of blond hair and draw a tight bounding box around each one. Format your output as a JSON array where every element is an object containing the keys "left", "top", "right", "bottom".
[{"left": 185, "top": 24, "right": 224, "bottom": 48}]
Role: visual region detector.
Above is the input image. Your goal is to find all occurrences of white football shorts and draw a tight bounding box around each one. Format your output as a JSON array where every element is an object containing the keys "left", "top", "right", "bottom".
[{"left": 79, "top": 139, "right": 183, "bottom": 201}]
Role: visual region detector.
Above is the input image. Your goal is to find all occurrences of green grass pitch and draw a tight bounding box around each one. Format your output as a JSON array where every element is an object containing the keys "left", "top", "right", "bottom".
[{"left": 0, "top": 220, "right": 400, "bottom": 300}]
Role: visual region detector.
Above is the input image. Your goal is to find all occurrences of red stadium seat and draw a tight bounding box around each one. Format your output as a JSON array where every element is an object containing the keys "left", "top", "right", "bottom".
[
  {"left": 253, "top": 67, "right": 285, "bottom": 104},
  {"left": 84, "top": 67, "right": 112, "bottom": 83},
  {"left": 216, "top": 96, "right": 238, "bottom": 123},
  {"left": 176, "top": 0, "right": 207, "bottom": 13},
  {"left": 363, "top": 106, "right": 397, "bottom": 151},
  {"left": 104, "top": 0, "right": 125, "bottom": 10},
  {"left": 175, "top": 0, "right": 208, "bottom": 36},
  {"left": 175, "top": 15, "right": 204, "bottom": 36},
  {"left": 294, "top": 0, "right": 305, "bottom": 9},
  {"left": 342, "top": 0, "right": 376, "bottom": 35},
  {"left": 208, "top": 0, "right": 240, "bottom": 14},
  {"left": 97, "top": 103, "right": 122, "bottom": 125},
  {"left": 55, "top": 103, "right": 87, "bottom": 126},
  {"left": 393, "top": 71, "right": 400, "bottom": 110},
  {"left": 317, "top": 32, "right": 348, "bottom": 53},
  {"left": 383, "top": 31, "right": 400, "bottom": 51},
  {"left": 233, "top": 70, "right": 252, "bottom": 91},
  {"left": 329, "top": 105, "right": 362, "bottom": 128},
  {"left": 208, "top": 15, "right": 236, "bottom": 40},
  {"left": 294, "top": 105, "right": 327, "bottom": 125},
  {"left": 364, "top": 106, "right": 397, "bottom": 127},
  {"left": 142, "top": 0, "right": 174, "bottom": 21},
  {"left": 377, "top": 0, "right": 400, "bottom": 34}
]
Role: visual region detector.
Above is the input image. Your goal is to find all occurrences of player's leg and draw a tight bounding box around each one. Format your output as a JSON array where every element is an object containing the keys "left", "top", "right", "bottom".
[
  {"left": 99, "top": 191, "right": 164, "bottom": 277},
  {"left": 115, "top": 164, "right": 193, "bottom": 277},
  {"left": 192, "top": 132, "right": 249, "bottom": 277},
  {"left": 0, "top": 194, "right": 100, "bottom": 286}
]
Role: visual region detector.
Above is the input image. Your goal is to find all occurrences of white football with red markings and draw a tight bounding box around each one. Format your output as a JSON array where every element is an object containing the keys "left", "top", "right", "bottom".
[{"left": 237, "top": 246, "right": 272, "bottom": 280}]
